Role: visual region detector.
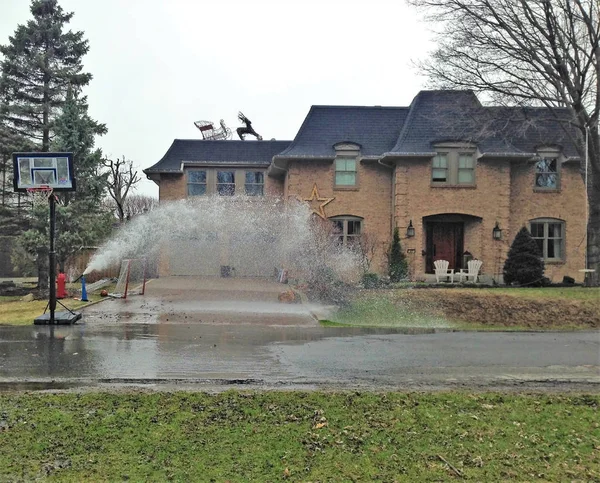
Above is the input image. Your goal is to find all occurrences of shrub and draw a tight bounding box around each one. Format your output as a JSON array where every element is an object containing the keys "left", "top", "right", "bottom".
[
  {"left": 388, "top": 227, "right": 408, "bottom": 282},
  {"left": 503, "top": 227, "right": 545, "bottom": 286},
  {"left": 361, "top": 272, "right": 381, "bottom": 289}
]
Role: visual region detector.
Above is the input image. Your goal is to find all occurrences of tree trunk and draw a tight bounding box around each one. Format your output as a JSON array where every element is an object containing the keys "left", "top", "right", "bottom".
[{"left": 587, "top": 180, "right": 600, "bottom": 286}]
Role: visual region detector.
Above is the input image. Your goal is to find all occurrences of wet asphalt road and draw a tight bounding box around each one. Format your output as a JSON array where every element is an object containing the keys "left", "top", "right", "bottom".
[
  {"left": 1, "top": 277, "right": 598, "bottom": 392},
  {"left": 0, "top": 321, "right": 598, "bottom": 392}
]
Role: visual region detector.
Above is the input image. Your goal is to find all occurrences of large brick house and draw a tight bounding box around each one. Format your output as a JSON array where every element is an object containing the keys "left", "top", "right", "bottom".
[{"left": 144, "top": 90, "right": 587, "bottom": 283}]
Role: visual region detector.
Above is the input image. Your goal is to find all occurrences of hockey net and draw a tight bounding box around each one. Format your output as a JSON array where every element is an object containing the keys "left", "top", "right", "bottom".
[{"left": 109, "top": 258, "right": 147, "bottom": 299}]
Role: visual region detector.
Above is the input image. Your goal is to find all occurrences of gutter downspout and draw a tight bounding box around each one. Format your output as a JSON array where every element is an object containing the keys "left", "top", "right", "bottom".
[
  {"left": 269, "top": 157, "right": 289, "bottom": 197},
  {"left": 378, "top": 156, "right": 396, "bottom": 250}
]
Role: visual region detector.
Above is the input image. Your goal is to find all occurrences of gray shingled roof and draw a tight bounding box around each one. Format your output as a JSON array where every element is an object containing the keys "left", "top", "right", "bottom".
[
  {"left": 144, "top": 140, "right": 291, "bottom": 173},
  {"left": 387, "top": 90, "right": 580, "bottom": 158},
  {"left": 275, "top": 106, "right": 409, "bottom": 158}
]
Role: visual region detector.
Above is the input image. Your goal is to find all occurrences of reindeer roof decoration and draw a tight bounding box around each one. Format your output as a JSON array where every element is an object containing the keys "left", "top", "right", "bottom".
[{"left": 236, "top": 112, "right": 263, "bottom": 141}]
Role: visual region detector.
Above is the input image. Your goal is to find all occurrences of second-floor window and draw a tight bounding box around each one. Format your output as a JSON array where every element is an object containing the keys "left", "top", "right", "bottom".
[
  {"left": 187, "top": 170, "right": 207, "bottom": 196},
  {"left": 217, "top": 171, "right": 235, "bottom": 196},
  {"left": 187, "top": 168, "right": 265, "bottom": 197},
  {"left": 431, "top": 149, "right": 476, "bottom": 186},
  {"left": 335, "top": 157, "right": 357, "bottom": 187},
  {"left": 535, "top": 157, "right": 559, "bottom": 189}
]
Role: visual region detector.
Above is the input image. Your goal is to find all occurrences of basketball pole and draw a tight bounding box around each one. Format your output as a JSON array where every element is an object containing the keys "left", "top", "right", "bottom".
[{"left": 48, "top": 192, "right": 57, "bottom": 324}]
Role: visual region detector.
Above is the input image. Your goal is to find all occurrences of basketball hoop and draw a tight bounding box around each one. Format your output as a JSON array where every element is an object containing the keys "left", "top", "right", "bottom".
[{"left": 26, "top": 185, "right": 54, "bottom": 207}]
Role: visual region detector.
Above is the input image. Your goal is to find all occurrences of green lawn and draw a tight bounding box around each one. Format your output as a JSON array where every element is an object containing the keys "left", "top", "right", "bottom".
[
  {"left": 331, "top": 297, "right": 453, "bottom": 328},
  {"left": 326, "top": 286, "right": 600, "bottom": 330},
  {"left": 0, "top": 294, "right": 105, "bottom": 325},
  {"left": 0, "top": 391, "right": 597, "bottom": 481}
]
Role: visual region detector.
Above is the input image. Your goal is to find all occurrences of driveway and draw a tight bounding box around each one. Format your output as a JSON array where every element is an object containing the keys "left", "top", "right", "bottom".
[{"left": 85, "top": 276, "right": 319, "bottom": 326}]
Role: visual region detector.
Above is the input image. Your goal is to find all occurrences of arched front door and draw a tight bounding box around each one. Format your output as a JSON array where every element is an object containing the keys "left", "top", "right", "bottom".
[{"left": 425, "top": 222, "right": 464, "bottom": 273}]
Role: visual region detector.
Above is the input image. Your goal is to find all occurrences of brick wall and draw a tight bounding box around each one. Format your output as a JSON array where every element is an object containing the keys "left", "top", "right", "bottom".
[
  {"left": 393, "top": 157, "right": 586, "bottom": 282},
  {"left": 510, "top": 160, "right": 587, "bottom": 282},
  {"left": 287, "top": 159, "right": 393, "bottom": 273},
  {"left": 158, "top": 174, "right": 186, "bottom": 201}
]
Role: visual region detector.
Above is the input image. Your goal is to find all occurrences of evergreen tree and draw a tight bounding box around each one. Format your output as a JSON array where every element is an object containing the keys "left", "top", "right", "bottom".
[
  {"left": 503, "top": 227, "right": 545, "bottom": 286},
  {"left": 18, "top": 89, "right": 113, "bottom": 273},
  {"left": 0, "top": 0, "right": 92, "bottom": 151},
  {"left": 1, "top": 0, "right": 100, "bottom": 288},
  {"left": 388, "top": 227, "right": 408, "bottom": 282}
]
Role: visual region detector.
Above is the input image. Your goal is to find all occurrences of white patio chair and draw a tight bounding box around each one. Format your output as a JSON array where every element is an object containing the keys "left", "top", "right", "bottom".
[
  {"left": 459, "top": 259, "right": 483, "bottom": 283},
  {"left": 434, "top": 259, "right": 454, "bottom": 283}
]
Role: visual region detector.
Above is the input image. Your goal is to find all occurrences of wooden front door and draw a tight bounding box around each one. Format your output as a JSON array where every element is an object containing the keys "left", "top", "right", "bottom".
[{"left": 426, "top": 222, "right": 464, "bottom": 273}]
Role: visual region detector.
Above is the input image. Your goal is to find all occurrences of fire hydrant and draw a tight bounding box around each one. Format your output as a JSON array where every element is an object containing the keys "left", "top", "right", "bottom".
[{"left": 56, "top": 271, "right": 67, "bottom": 299}]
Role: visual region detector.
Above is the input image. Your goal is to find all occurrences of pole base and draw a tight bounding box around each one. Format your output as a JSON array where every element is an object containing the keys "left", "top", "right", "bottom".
[{"left": 34, "top": 311, "right": 82, "bottom": 325}]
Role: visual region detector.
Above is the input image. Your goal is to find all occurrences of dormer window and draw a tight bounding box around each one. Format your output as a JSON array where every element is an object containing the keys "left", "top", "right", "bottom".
[
  {"left": 333, "top": 142, "right": 360, "bottom": 189},
  {"left": 431, "top": 145, "right": 476, "bottom": 186},
  {"left": 335, "top": 158, "right": 357, "bottom": 186},
  {"left": 535, "top": 149, "right": 560, "bottom": 190}
]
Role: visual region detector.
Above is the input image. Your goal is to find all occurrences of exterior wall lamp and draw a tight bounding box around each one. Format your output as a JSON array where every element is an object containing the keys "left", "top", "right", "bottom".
[
  {"left": 493, "top": 222, "right": 502, "bottom": 240},
  {"left": 406, "top": 220, "right": 415, "bottom": 238}
]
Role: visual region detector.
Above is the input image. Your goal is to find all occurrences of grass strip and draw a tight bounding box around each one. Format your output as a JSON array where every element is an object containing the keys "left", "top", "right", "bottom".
[
  {"left": 0, "top": 294, "right": 105, "bottom": 326},
  {"left": 0, "top": 391, "right": 598, "bottom": 481}
]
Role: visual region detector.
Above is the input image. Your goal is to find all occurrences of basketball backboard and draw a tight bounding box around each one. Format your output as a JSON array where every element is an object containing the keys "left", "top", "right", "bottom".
[{"left": 12, "top": 152, "right": 75, "bottom": 192}]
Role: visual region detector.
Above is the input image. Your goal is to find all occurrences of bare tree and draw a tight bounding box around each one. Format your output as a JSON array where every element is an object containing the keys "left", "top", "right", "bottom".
[
  {"left": 123, "top": 194, "right": 158, "bottom": 219},
  {"left": 103, "top": 156, "right": 141, "bottom": 223},
  {"left": 408, "top": 0, "right": 600, "bottom": 284},
  {"left": 355, "top": 232, "right": 379, "bottom": 274}
]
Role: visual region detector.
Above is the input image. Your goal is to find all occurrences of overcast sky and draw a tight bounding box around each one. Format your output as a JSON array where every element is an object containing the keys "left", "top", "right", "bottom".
[{"left": 1, "top": 0, "right": 433, "bottom": 196}]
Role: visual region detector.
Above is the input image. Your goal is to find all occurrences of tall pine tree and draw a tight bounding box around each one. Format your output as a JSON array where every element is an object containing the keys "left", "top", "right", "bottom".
[
  {"left": 0, "top": 0, "right": 92, "bottom": 151},
  {"left": 0, "top": 0, "right": 100, "bottom": 288}
]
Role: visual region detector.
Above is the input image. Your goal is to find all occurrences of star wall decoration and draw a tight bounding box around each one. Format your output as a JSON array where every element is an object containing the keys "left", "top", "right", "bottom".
[{"left": 302, "top": 183, "right": 334, "bottom": 219}]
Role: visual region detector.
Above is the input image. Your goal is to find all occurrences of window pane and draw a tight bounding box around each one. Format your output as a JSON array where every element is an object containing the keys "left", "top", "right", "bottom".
[
  {"left": 548, "top": 239, "right": 559, "bottom": 258},
  {"left": 535, "top": 159, "right": 558, "bottom": 188},
  {"left": 458, "top": 154, "right": 474, "bottom": 168},
  {"left": 458, "top": 169, "right": 474, "bottom": 184},
  {"left": 432, "top": 169, "right": 447, "bottom": 182},
  {"left": 332, "top": 220, "right": 344, "bottom": 233},
  {"left": 245, "top": 184, "right": 263, "bottom": 196},
  {"left": 336, "top": 172, "right": 356, "bottom": 186},
  {"left": 344, "top": 158, "right": 356, "bottom": 171},
  {"left": 347, "top": 220, "right": 361, "bottom": 235},
  {"left": 536, "top": 173, "right": 557, "bottom": 188},
  {"left": 336, "top": 158, "right": 356, "bottom": 171},
  {"left": 217, "top": 171, "right": 234, "bottom": 183},
  {"left": 530, "top": 223, "right": 543, "bottom": 238},
  {"left": 188, "top": 171, "right": 206, "bottom": 183},
  {"left": 217, "top": 184, "right": 235, "bottom": 196},
  {"left": 536, "top": 158, "right": 557, "bottom": 173},
  {"left": 188, "top": 184, "right": 206, "bottom": 196},
  {"left": 535, "top": 238, "right": 544, "bottom": 256},
  {"left": 433, "top": 154, "right": 448, "bottom": 168},
  {"left": 548, "top": 223, "right": 562, "bottom": 238},
  {"left": 245, "top": 171, "right": 264, "bottom": 184}
]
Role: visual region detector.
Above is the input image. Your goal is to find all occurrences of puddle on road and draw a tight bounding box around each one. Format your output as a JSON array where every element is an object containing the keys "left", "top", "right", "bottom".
[{"left": 0, "top": 321, "right": 446, "bottom": 383}]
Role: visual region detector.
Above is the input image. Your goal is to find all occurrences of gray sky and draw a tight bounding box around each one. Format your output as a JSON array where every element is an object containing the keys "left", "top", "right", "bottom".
[{"left": 1, "top": 0, "right": 433, "bottom": 196}]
